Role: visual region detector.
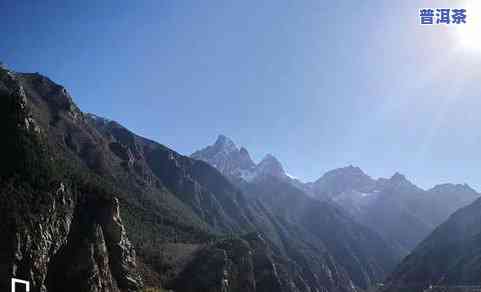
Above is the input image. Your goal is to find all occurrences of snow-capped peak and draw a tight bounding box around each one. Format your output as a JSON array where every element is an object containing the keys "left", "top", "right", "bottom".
[
  {"left": 191, "top": 135, "right": 256, "bottom": 178},
  {"left": 214, "top": 134, "right": 238, "bottom": 154},
  {"left": 191, "top": 136, "right": 295, "bottom": 183}
]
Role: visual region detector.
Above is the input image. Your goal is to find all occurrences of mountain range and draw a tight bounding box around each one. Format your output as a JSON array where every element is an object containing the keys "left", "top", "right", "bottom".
[
  {"left": 192, "top": 136, "right": 479, "bottom": 257},
  {"left": 2, "top": 64, "right": 481, "bottom": 292},
  {"left": 0, "top": 65, "right": 397, "bottom": 292}
]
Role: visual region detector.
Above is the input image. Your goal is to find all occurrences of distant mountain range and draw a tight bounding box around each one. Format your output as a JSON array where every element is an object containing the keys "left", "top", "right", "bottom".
[
  {"left": 310, "top": 166, "right": 479, "bottom": 256},
  {"left": 192, "top": 135, "right": 400, "bottom": 290},
  {"left": 191, "top": 136, "right": 479, "bottom": 257},
  {"left": 2, "top": 63, "right": 481, "bottom": 292}
]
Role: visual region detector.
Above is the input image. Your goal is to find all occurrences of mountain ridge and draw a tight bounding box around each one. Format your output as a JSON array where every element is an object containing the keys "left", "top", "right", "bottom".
[{"left": 192, "top": 135, "right": 480, "bottom": 258}]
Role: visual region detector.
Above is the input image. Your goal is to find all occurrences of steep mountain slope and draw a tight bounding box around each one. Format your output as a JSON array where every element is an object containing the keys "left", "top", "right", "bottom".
[
  {"left": 192, "top": 137, "right": 400, "bottom": 290},
  {"left": 420, "top": 183, "right": 479, "bottom": 227},
  {"left": 0, "top": 66, "right": 142, "bottom": 291},
  {"left": 89, "top": 117, "right": 256, "bottom": 235},
  {"left": 384, "top": 197, "right": 481, "bottom": 292},
  {"left": 240, "top": 176, "right": 399, "bottom": 290}
]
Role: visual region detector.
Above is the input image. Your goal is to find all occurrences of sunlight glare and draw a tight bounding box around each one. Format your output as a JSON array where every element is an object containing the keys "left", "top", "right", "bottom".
[{"left": 455, "top": 1, "right": 481, "bottom": 52}]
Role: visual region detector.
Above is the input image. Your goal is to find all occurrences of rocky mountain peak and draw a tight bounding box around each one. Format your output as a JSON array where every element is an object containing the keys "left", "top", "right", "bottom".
[
  {"left": 311, "top": 165, "right": 376, "bottom": 200},
  {"left": 191, "top": 135, "right": 256, "bottom": 178},
  {"left": 16, "top": 72, "right": 80, "bottom": 119},
  {"left": 239, "top": 146, "right": 249, "bottom": 155},
  {"left": 256, "top": 154, "right": 286, "bottom": 178},
  {"left": 260, "top": 153, "right": 279, "bottom": 163},
  {"left": 387, "top": 172, "right": 413, "bottom": 187},
  {"left": 429, "top": 183, "right": 477, "bottom": 194},
  {"left": 192, "top": 138, "right": 293, "bottom": 182},
  {"left": 214, "top": 134, "right": 238, "bottom": 153},
  {"left": 321, "top": 165, "right": 370, "bottom": 181},
  {"left": 239, "top": 146, "right": 255, "bottom": 166},
  {"left": 390, "top": 172, "right": 406, "bottom": 181},
  {"left": 374, "top": 172, "right": 420, "bottom": 194}
]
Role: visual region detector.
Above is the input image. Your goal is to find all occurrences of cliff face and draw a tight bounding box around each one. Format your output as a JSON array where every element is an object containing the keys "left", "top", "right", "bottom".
[
  {"left": 0, "top": 188, "right": 141, "bottom": 292},
  {"left": 172, "top": 239, "right": 257, "bottom": 292},
  {"left": 0, "top": 66, "right": 142, "bottom": 292},
  {"left": 171, "top": 234, "right": 290, "bottom": 292},
  {"left": 47, "top": 196, "right": 142, "bottom": 292}
]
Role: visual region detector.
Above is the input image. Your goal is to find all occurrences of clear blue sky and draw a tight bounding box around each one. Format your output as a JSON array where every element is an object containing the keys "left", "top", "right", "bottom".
[{"left": 2, "top": 0, "right": 481, "bottom": 189}]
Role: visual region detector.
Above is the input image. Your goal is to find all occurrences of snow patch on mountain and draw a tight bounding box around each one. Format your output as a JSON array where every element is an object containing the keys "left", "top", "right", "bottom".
[{"left": 191, "top": 135, "right": 299, "bottom": 184}]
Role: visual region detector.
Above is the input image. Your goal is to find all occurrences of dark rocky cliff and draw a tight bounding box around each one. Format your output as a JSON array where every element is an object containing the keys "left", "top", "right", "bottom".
[{"left": 0, "top": 66, "right": 142, "bottom": 292}]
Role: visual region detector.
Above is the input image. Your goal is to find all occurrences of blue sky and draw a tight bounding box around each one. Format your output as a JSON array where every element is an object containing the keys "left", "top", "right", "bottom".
[{"left": 2, "top": 0, "right": 481, "bottom": 189}]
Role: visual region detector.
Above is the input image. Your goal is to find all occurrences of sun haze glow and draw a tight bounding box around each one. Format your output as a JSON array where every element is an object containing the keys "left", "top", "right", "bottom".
[{"left": 454, "top": 1, "right": 481, "bottom": 52}]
